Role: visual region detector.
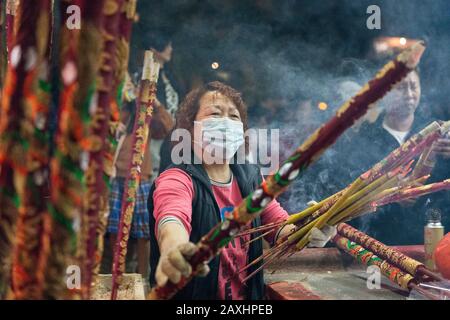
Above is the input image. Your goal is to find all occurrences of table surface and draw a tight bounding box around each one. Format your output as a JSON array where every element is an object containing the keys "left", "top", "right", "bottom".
[{"left": 264, "top": 245, "right": 426, "bottom": 300}]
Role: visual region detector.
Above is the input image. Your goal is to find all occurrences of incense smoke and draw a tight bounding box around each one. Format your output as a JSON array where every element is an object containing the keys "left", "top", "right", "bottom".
[{"left": 131, "top": 0, "right": 450, "bottom": 242}]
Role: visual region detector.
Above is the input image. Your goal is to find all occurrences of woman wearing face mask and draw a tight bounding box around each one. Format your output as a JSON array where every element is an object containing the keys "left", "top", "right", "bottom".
[{"left": 148, "top": 81, "right": 335, "bottom": 300}]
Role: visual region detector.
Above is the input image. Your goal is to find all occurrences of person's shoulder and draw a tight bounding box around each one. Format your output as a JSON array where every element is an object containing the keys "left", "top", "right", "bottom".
[{"left": 156, "top": 167, "right": 193, "bottom": 187}]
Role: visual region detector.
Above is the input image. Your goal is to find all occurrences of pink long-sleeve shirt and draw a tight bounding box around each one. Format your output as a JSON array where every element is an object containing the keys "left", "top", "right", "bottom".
[{"left": 153, "top": 168, "right": 289, "bottom": 300}]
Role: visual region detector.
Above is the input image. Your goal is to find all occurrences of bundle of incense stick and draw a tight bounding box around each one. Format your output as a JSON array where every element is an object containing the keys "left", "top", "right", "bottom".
[
  {"left": 148, "top": 41, "right": 426, "bottom": 300},
  {"left": 110, "top": 51, "right": 160, "bottom": 300},
  {"left": 332, "top": 234, "right": 446, "bottom": 300},
  {"left": 238, "top": 120, "right": 450, "bottom": 282}
]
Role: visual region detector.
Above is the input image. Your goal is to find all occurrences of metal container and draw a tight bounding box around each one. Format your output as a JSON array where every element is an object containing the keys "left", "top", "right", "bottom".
[{"left": 424, "top": 209, "right": 444, "bottom": 270}]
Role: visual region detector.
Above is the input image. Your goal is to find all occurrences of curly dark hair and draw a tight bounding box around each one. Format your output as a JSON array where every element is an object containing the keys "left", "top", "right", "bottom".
[{"left": 175, "top": 81, "right": 249, "bottom": 137}]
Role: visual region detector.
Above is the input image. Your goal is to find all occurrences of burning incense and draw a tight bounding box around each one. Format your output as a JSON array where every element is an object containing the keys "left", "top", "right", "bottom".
[
  {"left": 111, "top": 51, "right": 160, "bottom": 300},
  {"left": 333, "top": 230, "right": 448, "bottom": 300},
  {"left": 369, "top": 121, "right": 444, "bottom": 179},
  {"left": 284, "top": 167, "right": 401, "bottom": 247},
  {"left": 148, "top": 41, "right": 426, "bottom": 300},
  {"left": 283, "top": 117, "right": 446, "bottom": 229},
  {"left": 291, "top": 121, "right": 447, "bottom": 240},
  {"left": 295, "top": 178, "right": 366, "bottom": 250},
  {"left": 238, "top": 120, "right": 447, "bottom": 283}
]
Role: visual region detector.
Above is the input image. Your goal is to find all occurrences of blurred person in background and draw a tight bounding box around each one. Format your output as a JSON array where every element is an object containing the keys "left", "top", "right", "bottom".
[
  {"left": 279, "top": 67, "right": 449, "bottom": 245},
  {"left": 335, "top": 69, "right": 450, "bottom": 245}
]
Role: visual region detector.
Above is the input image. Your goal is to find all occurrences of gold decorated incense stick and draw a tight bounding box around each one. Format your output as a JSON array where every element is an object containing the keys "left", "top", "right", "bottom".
[
  {"left": 111, "top": 51, "right": 160, "bottom": 300},
  {"left": 333, "top": 234, "right": 415, "bottom": 290},
  {"left": 336, "top": 223, "right": 445, "bottom": 283}
]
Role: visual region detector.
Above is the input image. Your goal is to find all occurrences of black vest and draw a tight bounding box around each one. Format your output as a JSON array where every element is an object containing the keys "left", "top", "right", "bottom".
[{"left": 148, "top": 163, "right": 265, "bottom": 300}]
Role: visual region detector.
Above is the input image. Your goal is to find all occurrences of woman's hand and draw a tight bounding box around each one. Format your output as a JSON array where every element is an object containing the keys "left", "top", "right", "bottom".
[
  {"left": 156, "top": 222, "right": 210, "bottom": 287},
  {"left": 274, "top": 201, "right": 337, "bottom": 247},
  {"left": 274, "top": 223, "right": 337, "bottom": 248},
  {"left": 155, "top": 242, "right": 210, "bottom": 286},
  {"left": 308, "top": 224, "right": 337, "bottom": 248}
]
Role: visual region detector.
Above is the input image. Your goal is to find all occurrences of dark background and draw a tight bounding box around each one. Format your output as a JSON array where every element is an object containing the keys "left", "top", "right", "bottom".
[{"left": 130, "top": 0, "right": 450, "bottom": 121}]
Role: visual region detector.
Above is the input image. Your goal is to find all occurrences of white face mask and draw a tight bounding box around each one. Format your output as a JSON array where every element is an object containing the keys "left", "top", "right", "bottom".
[{"left": 194, "top": 117, "right": 244, "bottom": 162}]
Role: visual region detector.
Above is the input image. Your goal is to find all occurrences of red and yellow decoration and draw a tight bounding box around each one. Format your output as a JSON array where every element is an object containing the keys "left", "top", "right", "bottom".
[
  {"left": 0, "top": 0, "right": 53, "bottom": 300},
  {"left": 94, "top": 0, "right": 138, "bottom": 281},
  {"left": 333, "top": 234, "right": 415, "bottom": 290},
  {"left": 332, "top": 227, "right": 448, "bottom": 299},
  {"left": 47, "top": 0, "right": 107, "bottom": 300}
]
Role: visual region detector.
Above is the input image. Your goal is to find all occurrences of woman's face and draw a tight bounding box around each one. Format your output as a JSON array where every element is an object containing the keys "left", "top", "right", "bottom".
[
  {"left": 192, "top": 91, "right": 244, "bottom": 163},
  {"left": 195, "top": 91, "right": 242, "bottom": 122}
]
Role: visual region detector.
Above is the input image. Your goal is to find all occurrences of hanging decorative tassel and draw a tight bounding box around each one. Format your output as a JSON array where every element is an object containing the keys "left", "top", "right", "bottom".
[
  {"left": 46, "top": 0, "right": 102, "bottom": 300},
  {"left": 9, "top": 0, "right": 53, "bottom": 300},
  {"left": 80, "top": 0, "right": 124, "bottom": 300},
  {"left": 64, "top": 1, "right": 107, "bottom": 298},
  {"left": 0, "top": 0, "right": 53, "bottom": 299},
  {"left": 93, "top": 0, "right": 138, "bottom": 282}
]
